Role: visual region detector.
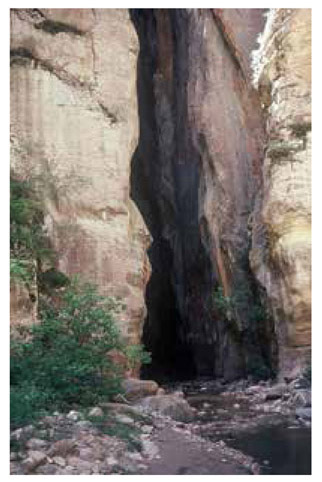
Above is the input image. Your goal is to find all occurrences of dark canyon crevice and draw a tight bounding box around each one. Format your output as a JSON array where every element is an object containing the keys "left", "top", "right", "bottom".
[{"left": 130, "top": 9, "right": 278, "bottom": 382}]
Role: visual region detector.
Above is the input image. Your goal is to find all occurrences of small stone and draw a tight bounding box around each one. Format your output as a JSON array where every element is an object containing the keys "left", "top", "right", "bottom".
[
  {"left": 221, "top": 458, "right": 227, "bottom": 463},
  {"left": 67, "top": 410, "right": 82, "bottom": 421},
  {"left": 265, "top": 383, "right": 288, "bottom": 401},
  {"left": 157, "top": 388, "right": 165, "bottom": 395},
  {"left": 141, "top": 425, "right": 153, "bottom": 434},
  {"left": 22, "top": 450, "right": 47, "bottom": 472},
  {"left": 116, "top": 414, "right": 134, "bottom": 425},
  {"left": 88, "top": 407, "right": 104, "bottom": 417},
  {"left": 106, "top": 456, "right": 118, "bottom": 466},
  {"left": 127, "top": 451, "right": 143, "bottom": 461},
  {"left": 26, "top": 438, "right": 48, "bottom": 450},
  {"left": 53, "top": 456, "right": 66, "bottom": 467},
  {"left": 233, "top": 403, "right": 240, "bottom": 409},
  {"left": 295, "top": 407, "right": 311, "bottom": 420},
  {"left": 72, "top": 459, "right": 93, "bottom": 473},
  {"left": 48, "top": 439, "right": 76, "bottom": 457},
  {"left": 173, "top": 391, "right": 185, "bottom": 398},
  {"left": 35, "top": 463, "right": 58, "bottom": 475},
  {"left": 263, "top": 460, "right": 270, "bottom": 465},
  {"left": 76, "top": 420, "right": 93, "bottom": 430},
  {"left": 141, "top": 439, "right": 159, "bottom": 459},
  {"left": 251, "top": 462, "right": 261, "bottom": 475},
  {"left": 11, "top": 424, "right": 34, "bottom": 441},
  {"left": 293, "top": 390, "right": 311, "bottom": 408},
  {"left": 203, "top": 402, "right": 211, "bottom": 408}
]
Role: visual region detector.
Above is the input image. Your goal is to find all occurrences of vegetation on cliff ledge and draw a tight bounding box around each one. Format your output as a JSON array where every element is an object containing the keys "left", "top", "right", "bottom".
[{"left": 10, "top": 176, "right": 151, "bottom": 429}]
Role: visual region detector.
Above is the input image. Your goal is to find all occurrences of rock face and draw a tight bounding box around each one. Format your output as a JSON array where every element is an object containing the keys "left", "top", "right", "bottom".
[
  {"left": 10, "top": 8, "right": 311, "bottom": 380},
  {"left": 250, "top": 9, "right": 311, "bottom": 378},
  {"left": 132, "top": 9, "right": 274, "bottom": 380},
  {"left": 10, "top": 8, "right": 150, "bottom": 343}
]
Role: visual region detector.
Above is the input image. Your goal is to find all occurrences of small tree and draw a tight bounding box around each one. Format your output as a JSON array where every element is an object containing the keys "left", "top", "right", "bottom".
[{"left": 10, "top": 279, "right": 125, "bottom": 428}]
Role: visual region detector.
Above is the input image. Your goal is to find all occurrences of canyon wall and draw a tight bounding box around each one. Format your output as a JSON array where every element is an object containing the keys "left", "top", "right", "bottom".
[
  {"left": 250, "top": 9, "right": 312, "bottom": 378},
  {"left": 131, "top": 9, "right": 275, "bottom": 380},
  {"left": 10, "top": 8, "right": 311, "bottom": 379},
  {"left": 10, "top": 8, "right": 150, "bottom": 343}
]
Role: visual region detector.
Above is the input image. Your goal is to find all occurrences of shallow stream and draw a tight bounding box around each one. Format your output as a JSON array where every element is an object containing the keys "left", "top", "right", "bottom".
[{"left": 171, "top": 379, "right": 311, "bottom": 475}]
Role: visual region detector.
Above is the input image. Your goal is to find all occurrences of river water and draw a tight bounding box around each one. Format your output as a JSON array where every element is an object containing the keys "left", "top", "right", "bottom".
[
  {"left": 227, "top": 424, "right": 311, "bottom": 475},
  {"left": 171, "top": 379, "right": 312, "bottom": 475}
]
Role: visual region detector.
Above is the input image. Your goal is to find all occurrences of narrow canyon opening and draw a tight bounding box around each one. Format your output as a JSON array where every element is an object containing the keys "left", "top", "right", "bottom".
[
  {"left": 130, "top": 9, "right": 197, "bottom": 381},
  {"left": 130, "top": 9, "right": 277, "bottom": 383}
]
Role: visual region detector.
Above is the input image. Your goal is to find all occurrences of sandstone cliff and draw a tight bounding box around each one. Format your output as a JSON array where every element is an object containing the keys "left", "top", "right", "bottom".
[
  {"left": 10, "top": 8, "right": 150, "bottom": 343},
  {"left": 10, "top": 8, "right": 311, "bottom": 380},
  {"left": 250, "top": 9, "right": 311, "bottom": 378}
]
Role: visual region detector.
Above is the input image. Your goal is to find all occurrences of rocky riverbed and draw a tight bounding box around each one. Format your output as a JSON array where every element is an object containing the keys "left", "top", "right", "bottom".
[{"left": 10, "top": 376, "right": 311, "bottom": 475}]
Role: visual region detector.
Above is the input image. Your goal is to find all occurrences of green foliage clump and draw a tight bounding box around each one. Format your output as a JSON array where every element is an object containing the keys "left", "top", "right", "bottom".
[
  {"left": 10, "top": 174, "right": 54, "bottom": 286},
  {"left": 213, "top": 285, "right": 268, "bottom": 325},
  {"left": 213, "top": 286, "right": 234, "bottom": 320},
  {"left": 123, "top": 344, "right": 152, "bottom": 373},
  {"left": 10, "top": 280, "right": 124, "bottom": 428}
]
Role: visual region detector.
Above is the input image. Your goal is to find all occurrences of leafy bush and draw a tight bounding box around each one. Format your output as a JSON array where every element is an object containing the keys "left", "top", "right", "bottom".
[
  {"left": 10, "top": 174, "right": 54, "bottom": 286},
  {"left": 10, "top": 280, "right": 125, "bottom": 428},
  {"left": 123, "top": 344, "right": 151, "bottom": 374}
]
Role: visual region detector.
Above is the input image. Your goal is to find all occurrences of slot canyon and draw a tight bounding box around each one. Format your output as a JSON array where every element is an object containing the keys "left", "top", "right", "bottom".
[{"left": 10, "top": 8, "right": 311, "bottom": 383}]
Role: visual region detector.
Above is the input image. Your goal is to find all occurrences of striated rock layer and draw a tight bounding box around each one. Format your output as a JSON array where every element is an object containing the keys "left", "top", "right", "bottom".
[
  {"left": 10, "top": 8, "right": 311, "bottom": 380},
  {"left": 250, "top": 9, "right": 311, "bottom": 378},
  {"left": 10, "top": 8, "right": 150, "bottom": 343},
  {"left": 131, "top": 9, "right": 276, "bottom": 380}
]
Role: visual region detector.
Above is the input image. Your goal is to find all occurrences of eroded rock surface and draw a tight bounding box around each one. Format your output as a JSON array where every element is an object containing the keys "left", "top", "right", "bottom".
[
  {"left": 250, "top": 9, "right": 311, "bottom": 378},
  {"left": 10, "top": 8, "right": 150, "bottom": 342},
  {"left": 10, "top": 8, "right": 311, "bottom": 379}
]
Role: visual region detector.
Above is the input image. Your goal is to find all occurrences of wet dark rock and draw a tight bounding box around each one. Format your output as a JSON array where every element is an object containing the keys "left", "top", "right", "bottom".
[{"left": 295, "top": 408, "right": 312, "bottom": 421}]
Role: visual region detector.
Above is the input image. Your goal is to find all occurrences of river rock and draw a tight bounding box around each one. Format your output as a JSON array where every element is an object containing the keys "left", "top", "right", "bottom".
[
  {"left": 265, "top": 384, "right": 288, "bottom": 400},
  {"left": 26, "top": 438, "right": 48, "bottom": 450},
  {"left": 292, "top": 390, "right": 311, "bottom": 408},
  {"left": 122, "top": 378, "right": 159, "bottom": 401},
  {"left": 138, "top": 395, "right": 195, "bottom": 422},
  {"left": 22, "top": 450, "right": 47, "bottom": 472},
  {"left": 141, "top": 439, "right": 159, "bottom": 459},
  {"left": 88, "top": 407, "right": 104, "bottom": 418},
  {"left": 295, "top": 407, "right": 312, "bottom": 420},
  {"left": 115, "top": 414, "right": 135, "bottom": 425},
  {"left": 67, "top": 410, "right": 82, "bottom": 421},
  {"left": 48, "top": 439, "right": 76, "bottom": 457},
  {"left": 53, "top": 456, "right": 66, "bottom": 467}
]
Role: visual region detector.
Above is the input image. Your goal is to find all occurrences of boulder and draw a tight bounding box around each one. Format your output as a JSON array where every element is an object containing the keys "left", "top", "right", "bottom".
[
  {"left": 295, "top": 407, "right": 312, "bottom": 421},
  {"left": 26, "top": 438, "right": 48, "bottom": 450},
  {"left": 265, "top": 383, "right": 289, "bottom": 401},
  {"left": 293, "top": 390, "right": 311, "bottom": 408},
  {"left": 121, "top": 378, "right": 159, "bottom": 402},
  {"left": 88, "top": 407, "right": 104, "bottom": 418},
  {"left": 48, "top": 439, "right": 76, "bottom": 457},
  {"left": 138, "top": 395, "right": 195, "bottom": 422},
  {"left": 22, "top": 450, "right": 47, "bottom": 472}
]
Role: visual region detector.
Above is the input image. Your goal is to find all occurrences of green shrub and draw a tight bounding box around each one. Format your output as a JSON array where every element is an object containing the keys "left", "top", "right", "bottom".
[
  {"left": 123, "top": 344, "right": 151, "bottom": 374},
  {"left": 10, "top": 279, "right": 124, "bottom": 428},
  {"left": 10, "top": 174, "right": 54, "bottom": 286}
]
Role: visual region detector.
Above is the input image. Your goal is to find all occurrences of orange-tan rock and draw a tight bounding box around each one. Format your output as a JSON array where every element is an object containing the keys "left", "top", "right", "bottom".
[
  {"left": 10, "top": 8, "right": 150, "bottom": 343},
  {"left": 250, "top": 9, "right": 311, "bottom": 377}
]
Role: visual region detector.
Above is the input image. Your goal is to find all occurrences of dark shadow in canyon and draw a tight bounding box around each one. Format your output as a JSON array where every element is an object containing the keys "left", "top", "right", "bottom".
[
  {"left": 129, "top": 9, "right": 277, "bottom": 383},
  {"left": 129, "top": 9, "right": 197, "bottom": 381}
]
